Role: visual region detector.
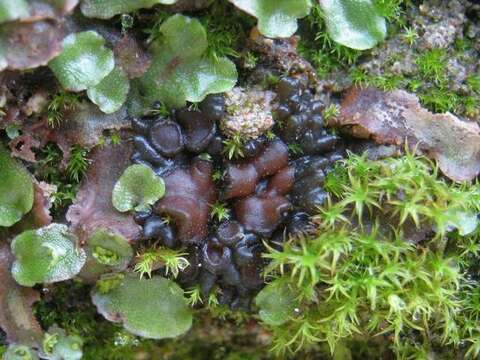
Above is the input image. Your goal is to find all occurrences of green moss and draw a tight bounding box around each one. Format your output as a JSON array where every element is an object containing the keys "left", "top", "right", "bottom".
[
  {"left": 46, "top": 91, "right": 80, "bottom": 128},
  {"left": 34, "top": 143, "right": 88, "bottom": 214},
  {"left": 416, "top": 48, "right": 447, "bottom": 85},
  {"left": 259, "top": 151, "right": 480, "bottom": 357},
  {"left": 298, "top": 4, "right": 362, "bottom": 74},
  {"left": 419, "top": 88, "right": 459, "bottom": 113}
]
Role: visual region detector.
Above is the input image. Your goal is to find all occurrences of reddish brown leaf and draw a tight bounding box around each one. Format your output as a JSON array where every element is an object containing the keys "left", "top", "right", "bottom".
[
  {"left": 337, "top": 87, "right": 480, "bottom": 182},
  {"left": 0, "top": 242, "right": 43, "bottom": 347},
  {"left": 66, "top": 143, "right": 142, "bottom": 244},
  {"left": 31, "top": 181, "right": 54, "bottom": 228},
  {"left": 9, "top": 135, "right": 40, "bottom": 162},
  {"left": 0, "top": 21, "right": 65, "bottom": 71},
  {"left": 14, "top": 102, "right": 131, "bottom": 164},
  {"left": 47, "top": 102, "right": 130, "bottom": 160},
  {"left": 113, "top": 34, "right": 152, "bottom": 79}
]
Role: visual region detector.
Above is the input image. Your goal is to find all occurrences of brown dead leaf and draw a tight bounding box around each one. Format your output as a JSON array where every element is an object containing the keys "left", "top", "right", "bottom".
[
  {"left": 0, "top": 242, "right": 43, "bottom": 347},
  {"left": 0, "top": 20, "right": 65, "bottom": 71},
  {"left": 113, "top": 34, "right": 151, "bottom": 79},
  {"left": 9, "top": 134, "right": 41, "bottom": 162},
  {"left": 66, "top": 143, "right": 142, "bottom": 244},
  {"left": 48, "top": 102, "right": 130, "bottom": 159},
  {"left": 31, "top": 181, "right": 54, "bottom": 228},
  {"left": 12, "top": 101, "right": 131, "bottom": 163},
  {"left": 337, "top": 87, "right": 480, "bottom": 182}
]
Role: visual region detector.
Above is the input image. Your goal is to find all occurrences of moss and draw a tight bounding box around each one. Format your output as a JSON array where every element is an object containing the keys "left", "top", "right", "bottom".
[
  {"left": 34, "top": 143, "right": 88, "bottom": 214},
  {"left": 259, "top": 151, "right": 480, "bottom": 357},
  {"left": 298, "top": 4, "right": 362, "bottom": 75},
  {"left": 416, "top": 48, "right": 447, "bottom": 84}
]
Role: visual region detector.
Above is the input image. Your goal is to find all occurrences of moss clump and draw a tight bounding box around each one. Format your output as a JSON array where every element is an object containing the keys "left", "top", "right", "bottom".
[
  {"left": 258, "top": 151, "right": 480, "bottom": 358},
  {"left": 34, "top": 143, "right": 89, "bottom": 214}
]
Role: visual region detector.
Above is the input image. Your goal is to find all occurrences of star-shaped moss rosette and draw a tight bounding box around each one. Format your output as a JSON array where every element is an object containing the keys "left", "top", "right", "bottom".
[
  {"left": 0, "top": 144, "right": 34, "bottom": 227},
  {"left": 11, "top": 224, "right": 86, "bottom": 287},
  {"left": 255, "top": 278, "right": 297, "bottom": 326},
  {"left": 81, "top": 0, "right": 177, "bottom": 19},
  {"left": 92, "top": 273, "right": 192, "bottom": 339},
  {"left": 133, "top": 14, "right": 237, "bottom": 109},
  {"left": 229, "top": 0, "right": 311, "bottom": 38},
  {"left": 112, "top": 164, "right": 165, "bottom": 212},
  {"left": 319, "top": 0, "right": 387, "bottom": 50}
]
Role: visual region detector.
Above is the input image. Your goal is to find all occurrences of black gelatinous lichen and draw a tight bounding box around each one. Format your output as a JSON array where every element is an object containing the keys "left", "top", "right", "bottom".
[{"left": 130, "top": 78, "right": 342, "bottom": 309}]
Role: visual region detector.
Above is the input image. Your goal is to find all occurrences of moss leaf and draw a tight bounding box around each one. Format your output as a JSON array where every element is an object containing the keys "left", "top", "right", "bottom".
[
  {"left": 319, "top": 0, "right": 387, "bottom": 50},
  {"left": 92, "top": 274, "right": 192, "bottom": 339},
  {"left": 87, "top": 67, "right": 130, "bottom": 114},
  {"left": 229, "top": 0, "right": 311, "bottom": 38},
  {"left": 112, "top": 164, "right": 165, "bottom": 212},
  {"left": 81, "top": 0, "right": 177, "bottom": 19},
  {"left": 134, "top": 14, "right": 237, "bottom": 109},
  {"left": 0, "top": 144, "right": 34, "bottom": 227},
  {"left": 255, "top": 278, "right": 297, "bottom": 326},
  {"left": 0, "top": 0, "right": 29, "bottom": 24},
  {"left": 11, "top": 224, "right": 86, "bottom": 287},
  {"left": 49, "top": 31, "right": 115, "bottom": 92}
]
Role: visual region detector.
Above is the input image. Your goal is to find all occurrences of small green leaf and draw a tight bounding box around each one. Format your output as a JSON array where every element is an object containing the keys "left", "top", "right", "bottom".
[
  {"left": 92, "top": 274, "right": 192, "bottom": 339},
  {"left": 11, "top": 224, "right": 86, "bottom": 287},
  {"left": 0, "top": 144, "right": 34, "bottom": 227},
  {"left": 229, "top": 0, "right": 311, "bottom": 38},
  {"left": 81, "top": 0, "right": 177, "bottom": 19},
  {"left": 49, "top": 31, "right": 115, "bottom": 91},
  {"left": 255, "top": 278, "right": 297, "bottom": 326},
  {"left": 0, "top": 0, "right": 29, "bottom": 24},
  {"left": 134, "top": 14, "right": 237, "bottom": 109},
  {"left": 319, "top": 0, "right": 387, "bottom": 50},
  {"left": 112, "top": 164, "right": 165, "bottom": 212},
  {"left": 89, "top": 229, "right": 133, "bottom": 270},
  {"left": 87, "top": 67, "right": 130, "bottom": 114}
]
